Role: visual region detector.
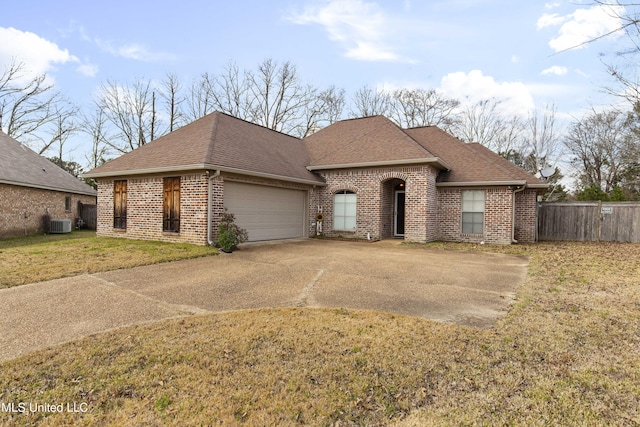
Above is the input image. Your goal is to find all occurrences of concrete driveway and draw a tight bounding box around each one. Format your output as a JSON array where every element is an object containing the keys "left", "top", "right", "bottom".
[{"left": 0, "top": 239, "right": 528, "bottom": 361}]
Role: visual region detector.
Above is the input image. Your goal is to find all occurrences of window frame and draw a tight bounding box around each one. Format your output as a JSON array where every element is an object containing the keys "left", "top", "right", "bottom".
[
  {"left": 113, "top": 180, "right": 127, "bottom": 230},
  {"left": 333, "top": 190, "right": 357, "bottom": 231},
  {"left": 163, "top": 177, "right": 181, "bottom": 233},
  {"left": 64, "top": 196, "right": 72, "bottom": 212},
  {"left": 461, "top": 190, "right": 485, "bottom": 234}
]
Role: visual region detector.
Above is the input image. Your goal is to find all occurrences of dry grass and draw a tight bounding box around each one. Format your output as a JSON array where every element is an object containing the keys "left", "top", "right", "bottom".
[
  {"left": 1, "top": 241, "right": 639, "bottom": 426},
  {"left": 0, "top": 230, "right": 217, "bottom": 288}
]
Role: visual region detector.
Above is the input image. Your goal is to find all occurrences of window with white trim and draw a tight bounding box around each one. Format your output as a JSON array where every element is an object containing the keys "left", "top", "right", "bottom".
[
  {"left": 462, "top": 190, "right": 484, "bottom": 234},
  {"left": 333, "top": 190, "right": 356, "bottom": 231}
]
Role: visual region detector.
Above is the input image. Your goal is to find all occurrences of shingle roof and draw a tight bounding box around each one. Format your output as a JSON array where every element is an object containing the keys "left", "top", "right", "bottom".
[
  {"left": 85, "top": 112, "right": 544, "bottom": 188},
  {"left": 405, "top": 126, "right": 545, "bottom": 186},
  {"left": 305, "top": 115, "right": 442, "bottom": 168},
  {"left": 85, "top": 112, "right": 323, "bottom": 185},
  {"left": 0, "top": 131, "right": 97, "bottom": 196}
]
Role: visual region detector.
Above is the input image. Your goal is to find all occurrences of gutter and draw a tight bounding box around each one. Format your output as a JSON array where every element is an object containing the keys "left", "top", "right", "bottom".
[
  {"left": 437, "top": 180, "right": 528, "bottom": 188},
  {"left": 207, "top": 170, "right": 221, "bottom": 246},
  {"left": 512, "top": 185, "right": 527, "bottom": 243},
  {"left": 307, "top": 157, "right": 451, "bottom": 171},
  {"left": 83, "top": 163, "right": 325, "bottom": 187}
]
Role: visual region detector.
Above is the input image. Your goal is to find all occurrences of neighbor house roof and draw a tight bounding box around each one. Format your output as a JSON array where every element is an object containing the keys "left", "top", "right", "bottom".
[
  {"left": 0, "top": 131, "right": 97, "bottom": 196},
  {"left": 84, "top": 112, "right": 324, "bottom": 185},
  {"left": 405, "top": 126, "right": 546, "bottom": 188},
  {"left": 305, "top": 115, "right": 450, "bottom": 170}
]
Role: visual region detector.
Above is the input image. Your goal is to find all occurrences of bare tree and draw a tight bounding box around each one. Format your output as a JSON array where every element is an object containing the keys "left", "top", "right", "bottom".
[
  {"left": 0, "top": 60, "right": 63, "bottom": 145},
  {"left": 564, "top": 107, "right": 630, "bottom": 193},
  {"left": 591, "top": 1, "right": 640, "bottom": 102},
  {"left": 186, "top": 59, "right": 343, "bottom": 137},
  {"left": 389, "top": 88, "right": 460, "bottom": 130},
  {"left": 82, "top": 106, "right": 112, "bottom": 169},
  {"left": 451, "top": 98, "right": 524, "bottom": 154},
  {"left": 185, "top": 72, "right": 216, "bottom": 122},
  {"left": 42, "top": 100, "right": 79, "bottom": 160},
  {"left": 97, "top": 78, "right": 159, "bottom": 153},
  {"left": 519, "top": 104, "right": 562, "bottom": 175},
  {"left": 245, "top": 59, "right": 317, "bottom": 135},
  {"left": 297, "top": 85, "right": 345, "bottom": 137},
  {"left": 159, "top": 72, "right": 185, "bottom": 133},
  {"left": 349, "top": 85, "right": 392, "bottom": 117},
  {"left": 209, "top": 61, "right": 252, "bottom": 120}
]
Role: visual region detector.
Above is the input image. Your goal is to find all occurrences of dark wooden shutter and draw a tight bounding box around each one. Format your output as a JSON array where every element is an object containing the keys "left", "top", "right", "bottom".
[
  {"left": 163, "top": 177, "right": 180, "bottom": 232},
  {"left": 113, "top": 180, "right": 127, "bottom": 229}
]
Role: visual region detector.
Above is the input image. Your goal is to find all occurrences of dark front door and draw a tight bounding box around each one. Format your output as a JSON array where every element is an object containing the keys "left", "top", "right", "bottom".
[{"left": 394, "top": 190, "right": 405, "bottom": 237}]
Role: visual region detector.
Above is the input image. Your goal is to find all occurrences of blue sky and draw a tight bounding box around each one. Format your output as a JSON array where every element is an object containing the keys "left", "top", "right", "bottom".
[{"left": 0, "top": 0, "right": 630, "bottom": 163}]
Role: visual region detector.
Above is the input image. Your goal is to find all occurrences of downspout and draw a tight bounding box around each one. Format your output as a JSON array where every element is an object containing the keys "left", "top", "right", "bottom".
[
  {"left": 207, "top": 170, "right": 221, "bottom": 246},
  {"left": 512, "top": 185, "right": 526, "bottom": 243}
]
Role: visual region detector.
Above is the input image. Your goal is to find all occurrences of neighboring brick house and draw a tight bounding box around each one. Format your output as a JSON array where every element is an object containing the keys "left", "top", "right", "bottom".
[
  {"left": 84, "top": 112, "right": 547, "bottom": 246},
  {"left": 0, "top": 132, "right": 97, "bottom": 238}
]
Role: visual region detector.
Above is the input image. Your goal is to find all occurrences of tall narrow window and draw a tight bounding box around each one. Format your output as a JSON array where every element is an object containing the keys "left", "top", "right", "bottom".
[
  {"left": 64, "top": 196, "right": 72, "bottom": 212},
  {"left": 113, "top": 180, "right": 127, "bottom": 229},
  {"left": 333, "top": 190, "right": 356, "bottom": 231},
  {"left": 462, "top": 190, "right": 484, "bottom": 234},
  {"left": 163, "top": 177, "right": 180, "bottom": 232}
]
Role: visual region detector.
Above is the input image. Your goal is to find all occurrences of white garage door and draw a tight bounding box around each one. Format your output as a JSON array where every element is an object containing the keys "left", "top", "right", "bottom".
[{"left": 224, "top": 182, "right": 306, "bottom": 241}]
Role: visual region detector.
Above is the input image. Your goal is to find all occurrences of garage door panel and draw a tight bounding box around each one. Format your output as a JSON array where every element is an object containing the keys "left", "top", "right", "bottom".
[{"left": 224, "top": 182, "right": 306, "bottom": 241}]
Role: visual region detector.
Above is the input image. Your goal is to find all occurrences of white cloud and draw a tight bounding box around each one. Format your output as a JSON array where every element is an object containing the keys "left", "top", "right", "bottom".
[
  {"left": 0, "top": 26, "right": 78, "bottom": 82},
  {"left": 544, "top": 2, "right": 561, "bottom": 10},
  {"left": 76, "top": 63, "right": 99, "bottom": 77},
  {"left": 94, "top": 39, "right": 177, "bottom": 62},
  {"left": 537, "top": 13, "right": 566, "bottom": 30},
  {"left": 541, "top": 65, "right": 568, "bottom": 76},
  {"left": 439, "top": 70, "right": 535, "bottom": 116},
  {"left": 540, "top": 5, "right": 625, "bottom": 52},
  {"left": 287, "top": 0, "right": 405, "bottom": 62}
]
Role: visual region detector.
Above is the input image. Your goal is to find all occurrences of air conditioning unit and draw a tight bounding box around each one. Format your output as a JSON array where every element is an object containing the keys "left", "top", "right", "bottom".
[{"left": 50, "top": 219, "right": 72, "bottom": 234}]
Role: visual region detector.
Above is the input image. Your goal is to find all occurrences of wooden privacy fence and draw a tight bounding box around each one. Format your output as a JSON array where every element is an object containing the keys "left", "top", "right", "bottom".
[
  {"left": 78, "top": 202, "right": 97, "bottom": 230},
  {"left": 538, "top": 202, "right": 640, "bottom": 242}
]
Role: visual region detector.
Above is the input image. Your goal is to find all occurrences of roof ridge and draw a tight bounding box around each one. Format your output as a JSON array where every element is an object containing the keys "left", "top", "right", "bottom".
[
  {"left": 393, "top": 122, "right": 437, "bottom": 158},
  {"left": 215, "top": 111, "right": 302, "bottom": 140},
  {"left": 205, "top": 112, "right": 221, "bottom": 163}
]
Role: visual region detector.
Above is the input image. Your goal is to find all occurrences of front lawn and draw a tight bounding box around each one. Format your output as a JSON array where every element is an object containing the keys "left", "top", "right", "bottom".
[
  {"left": 0, "top": 230, "right": 217, "bottom": 288},
  {"left": 0, "top": 241, "right": 638, "bottom": 425}
]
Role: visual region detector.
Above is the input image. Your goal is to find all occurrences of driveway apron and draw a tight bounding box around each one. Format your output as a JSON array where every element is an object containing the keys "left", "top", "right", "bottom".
[{"left": 0, "top": 239, "right": 529, "bottom": 361}]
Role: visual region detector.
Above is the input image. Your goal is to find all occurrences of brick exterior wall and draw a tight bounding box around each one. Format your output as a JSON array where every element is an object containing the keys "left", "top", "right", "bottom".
[
  {"left": 95, "top": 168, "right": 539, "bottom": 246},
  {"left": 0, "top": 183, "right": 96, "bottom": 238},
  {"left": 514, "top": 190, "right": 538, "bottom": 243},
  {"left": 97, "top": 173, "right": 210, "bottom": 245},
  {"left": 437, "top": 186, "right": 538, "bottom": 244},
  {"left": 311, "top": 165, "right": 439, "bottom": 243}
]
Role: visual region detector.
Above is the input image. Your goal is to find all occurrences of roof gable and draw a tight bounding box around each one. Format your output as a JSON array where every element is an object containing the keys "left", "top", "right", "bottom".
[
  {"left": 305, "top": 116, "right": 438, "bottom": 168},
  {"left": 0, "top": 131, "right": 96, "bottom": 196},
  {"left": 405, "top": 126, "right": 545, "bottom": 186}
]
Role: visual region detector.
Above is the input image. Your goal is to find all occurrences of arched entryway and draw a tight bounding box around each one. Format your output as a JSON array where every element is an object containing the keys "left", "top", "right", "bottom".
[{"left": 381, "top": 178, "right": 406, "bottom": 239}]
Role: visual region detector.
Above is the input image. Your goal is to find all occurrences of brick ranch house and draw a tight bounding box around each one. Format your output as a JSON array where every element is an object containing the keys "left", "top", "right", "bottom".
[
  {"left": 84, "top": 112, "right": 547, "bottom": 246},
  {"left": 0, "top": 131, "right": 97, "bottom": 238}
]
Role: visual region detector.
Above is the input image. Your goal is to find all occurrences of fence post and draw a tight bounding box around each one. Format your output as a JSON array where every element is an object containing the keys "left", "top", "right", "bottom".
[{"left": 597, "top": 200, "right": 602, "bottom": 242}]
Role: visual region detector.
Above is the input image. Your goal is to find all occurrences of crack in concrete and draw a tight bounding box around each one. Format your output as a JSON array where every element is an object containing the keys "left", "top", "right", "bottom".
[
  {"left": 91, "top": 275, "right": 212, "bottom": 316},
  {"left": 295, "top": 269, "right": 325, "bottom": 307}
]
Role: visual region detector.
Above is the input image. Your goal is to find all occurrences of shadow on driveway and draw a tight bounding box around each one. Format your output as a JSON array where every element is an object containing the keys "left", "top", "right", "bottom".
[{"left": 0, "top": 239, "right": 528, "bottom": 361}]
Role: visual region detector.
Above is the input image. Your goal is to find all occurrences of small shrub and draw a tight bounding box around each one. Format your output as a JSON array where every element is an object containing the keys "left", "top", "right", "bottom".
[{"left": 217, "top": 212, "right": 248, "bottom": 252}]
